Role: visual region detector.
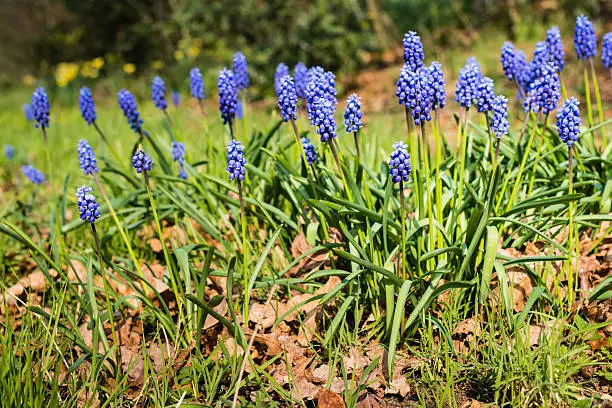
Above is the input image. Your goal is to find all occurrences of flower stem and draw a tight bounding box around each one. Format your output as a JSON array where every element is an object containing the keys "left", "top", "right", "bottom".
[
  {"left": 93, "top": 174, "right": 142, "bottom": 280},
  {"left": 91, "top": 223, "right": 121, "bottom": 369},
  {"left": 353, "top": 131, "right": 361, "bottom": 164},
  {"left": 329, "top": 139, "right": 352, "bottom": 201},
  {"left": 583, "top": 63, "right": 594, "bottom": 130},
  {"left": 433, "top": 109, "right": 444, "bottom": 250},
  {"left": 399, "top": 181, "right": 406, "bottom": 280},
  {"left": 228, "top": 119, "right": 235, "bottom": 140},
  {"left": 421, "top": 124, "right": 434, "bottom": 270},
  {"left": 457, "top": 108, "right": 470, "bottom": 214},
  {"left": 290, "top": 118, "right": 314, "bottom": 179},
  {"left": 93, "top": 122, "right": 132, "bottom": 176},
  {"left": 589, "top": 58, "right": 607, "bottom": 150},
  {"left": 238, "top": 181, "right": 249, "bottom": 322},
  {"left": 143, "top": 171, "right": 189, "bottom": 341},
  {"left": 242, "top": 92, "right": 248, "bottom": 141},
  {"left": 527, "top": 113, "right": 549, "bottom": 196},
  {"left": 567, "top": 146, "right": 575, "bottom": 305},
  {"left": 506, "top": 112, "right": 540, "bottom": 212},
  {"left": 163, "top": 109, "right": 174, "bottom": 128}
]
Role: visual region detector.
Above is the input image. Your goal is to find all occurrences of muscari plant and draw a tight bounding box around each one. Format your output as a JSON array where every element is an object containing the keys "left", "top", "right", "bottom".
[
  {"left": 294, "top": 62, "right": 309, "bottom": 101},
  {"left": 574, "top": 15, "right": 606, "bottom": 148},
  {"left": 344, "top": 93, "right": 363, "bottom": 163},
  {"left": 218, "top": 68, "right": 238, "bottom": 139},
  {"left": 5, "top": 22, "right": 611, "bottom": 406},
  {"left": 5, "top": 145, "right": 14, "bottom": 160},
  {"left": 21, "top": 165, "right": 45, "bottom": 185},
  {"left": 190, "top": 67, "right": 205, "bottom": 115},
  {"left": 233, "top": 51, "right": 249, "bottom": 138},
  {"left": 172, "top": 141, "right": 188, "bottom": 179},
  {"left": 152, "top": 76, "right": 172, "bottom": 125},
  {"left": 31, "top": 87, "right": 50, "bottom": 144},
  {"left": 603, "top": 32, "right": 612, "bottom": 78},
  {"left": 274, "top": 63, "right": 289, "bottom": 96},
  {"left": 23, "top": 103, "right": 33, "bottom": 122},
  {"left": 172, "top": 91, "right": 180, "bottom": 107}
]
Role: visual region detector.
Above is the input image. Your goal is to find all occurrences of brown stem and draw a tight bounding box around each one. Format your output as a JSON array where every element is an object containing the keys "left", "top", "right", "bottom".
[
  {"left": 163, "top": 109, "right": 173, "bottom": 127},
  {"left": 41, "top": 125, "right": 48, "bottom": 145},
  {"left": 328, "top": 139, "right": 343, "bottom": 175}
]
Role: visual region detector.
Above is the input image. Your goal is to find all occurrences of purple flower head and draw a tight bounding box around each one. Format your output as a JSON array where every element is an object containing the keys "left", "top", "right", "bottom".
[
  {"left": 172, "top": 141, "right": 188, "bottom": 179},
  {"left": 389, "top": 142, "right": 411, "bottom": 184},
  {"left": 306, "top": 67, "right": 337, "bottom": 124},
  {"left": 172, "top": 91, "right": 180, "bottom": 107},
  {"left": 31, "top": 87, "right": 50, "bottom": 129},
  {"left": 79, "top": 87, "right": 97, "bottom": 125},
  {"left": 574, "top": 15, "right": 597, "bottom": 60},
  {"left": 23, "top": 103, "right": 33, "bottom": 122},
  {"left": 603, "top": 33, "right": 612, "bottom": 69},
  {"left": 226, "top": 140, "right": 246, "bottom": 182},
  {"left": 402, "top": 31, "right": 425, "bottom": 72},
  {"left": 455, "top": 59, "right": 482, "bottom": 108},
  {"left": 515, "top": 50, "right": 531, "bottom": 91},
  {"left": 5, "top": 145, "right": 14, "bottom": 159},
  {"left": 217, "top": 68, "right": 238, "bottom": 125},
  {"left": 233, "top": 51, "right": 249, "bottom": 91},
  {"left": 396, "top": 65, "right": 434, "bottom": 125},
  {"left": 528, "top": 41, "right": 551, "bottom": 85},
  {"left": 428, "top": 62, "right": 446, "bottom": 109},
  {"left": 76, "top": 185, "right": 101, "bottom": 223},
  {"left": 117, "top": 89, "right": 143, "bottom": 134},
  {"left": 152, "top": 76, "right": 168, "bottom": 111},
  {"left": 294, "top": 62, "right": 309, "bottom": 100},
  {"left": 556, "top": 97, "right": 581, "bottom": 147},
  {"left": 344, "top": 93, "right": 363, "bottom": 133},
  {"left": 190, "top": 68, "right": 205, "bottom": 100},
  {"left": 277, "top": 75, "right": 298, "bottom": 122},
  {"left": 312, "top": 98, "right": 337, "bottom": 142},
  {"left": 528, "top": 63, "right": 561, "bottom": 114},
  {"left": 501, "top": 42, "right": 517, "bottom": 81},
  {"left": 77, "top": 139, "right": 99, "bottom": 176},
  {"left": 546, "top": 26, "right": 565, "bottom": 72},
  {"left": 301, "top": 137, "right": 318, "bottom": 165},
  {"left": 21, "top": 165, "right": 45, "bottom": 184},
  {"left": 476, "top": 77, "right": 495, "bottom": 113},
  {"left": 131, "top": 150, "right": 152, "bottom": 174},
  {"left": 490, "top": 95, "right": 509, "bottom": 138},
  {"left": 274, "top": 63, "right": 290, "bottom": 95}
]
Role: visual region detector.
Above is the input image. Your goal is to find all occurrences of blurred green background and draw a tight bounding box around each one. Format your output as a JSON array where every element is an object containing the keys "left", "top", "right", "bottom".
[{"left": 0, "top": 0, "right": 608, "bottom": 102}]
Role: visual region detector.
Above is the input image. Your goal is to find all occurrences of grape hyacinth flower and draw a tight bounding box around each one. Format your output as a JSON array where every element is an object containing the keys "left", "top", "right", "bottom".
[
  {"left": 226, "top": 140, "right": 246, "bottom": 182},
  {"left": 429, "top": 62, "right": 446, "bottom": 110},
  {"left": 118, "top": 89, "right": 144, "bottom": 134},
  {"left": 528, "top": 63, "right": 561, "bottom": 115},
  {"left": 305, "top": 66, "right": 325, "bottom": 123},
  {"left": 190, "top": 68, "right": 205, "bottom": 101},
  {"left": 23, "top": 103, "right": 33, "bottom": 122},
  {"left": 301, "top": 137, "right": 318, "bottom": 165},
  {"left": 79, "top": 87, "right": 97, "bottom": 125},
  {"left": 396, "top": 65, "right": 434, "bottom": 125},
  {"left": 277, "top": 75, "right": 298, "bottom": 122},
  {"left": 603, "top": 33, "right": 612, "bottom": 73},
  {"left": 294, "top": 62, "right": 308, "bottom": 100},
  {"left": 172, "top": 141, "right": 188, "bottom": 179},
  {"left": 344, "top": 94, "right": 363, "bottom": 133},
  {"left": 21, "top": 165, "right": 45, "bottom": 184},
  {"left": 490, "top": 95, "right": 509, "bottom": 164},
  {"left": 455, "top": 59, "right": 482, "bottom": 108},
  {"left": 345, "top": 93, "right": 364, "bottom": 161},
  {"left": 77, "top": 139, "right": 99, "bottom": 176},
  {"left": 233, "top": 51, "right": 249, "bottom": 91},
  {"left": 574, "top": 15, "right": 597, "bottom": 60},
  {"left": 312, "top": 98, "right": 337, "bottom": 142},
  {"left": 132, "top": 150, "right": 153, "bottom": 174},
  {"left": 31, "top": 87, "right": 50, "bottom": 142},
  {"left": 546, "top": 26, "right": 565, "bottom": 72},
  {"left": 172, "top": 91, "right": 180, "bottom": 107},
  {"left": 274, "top": 63, "right": 290, "bottom": 95},
  {"left": 529, "top": 42, "right": 551, "bottom": 84},
  {"left": 402, "top": 31, "right": 425, "bottom": 72},
  {"left": 389, "top": 142, "right": 411, "bottom": 184},
  {"left": 76, "top": 185, "right": 101, "bottom": 223},
  {"left": 490, "top": 95, "right": 509, "bottom": 139},
  {"left": 514, "top": 50, "right": 530, "bottom": 94},
  {"left": 476, "top": 77, "right": 495, "bottom": 113},
  {"left": 5, "top": 145, "right": 14, "bottom": 159},
  {"left": 500, "top": 42, "right": 517, "bottom": 81},
  {"left": 152, "top": 76, "right": 168, "bottom": 111},
  {"left": 217, "top": 68, "right": 238, "bottom": 129},
  {"left": 556, "top": 97, "right": 581, "bottom": 147}
]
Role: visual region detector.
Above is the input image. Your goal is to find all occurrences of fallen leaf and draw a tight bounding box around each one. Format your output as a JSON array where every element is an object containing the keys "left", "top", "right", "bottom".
[
  {"left": 356, "top": 393, "right": 381, "bottom": 408},
  {"left": 149, "top": 238, "right": 163, "bottom": 253},
  {"left": 317, "top": 389, "right": 345, "bottom": 408}
]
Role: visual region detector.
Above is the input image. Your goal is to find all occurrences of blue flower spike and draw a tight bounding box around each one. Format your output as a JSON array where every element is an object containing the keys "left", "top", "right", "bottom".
[
  {"left": 76, "top": 185, "right": 101, "bottom": 224},
  {"left": 79, "top": 87, "right": 97, "bottom": 125},
  {"left": 77, "top": 139, "right": 99, "bottom": 176}
]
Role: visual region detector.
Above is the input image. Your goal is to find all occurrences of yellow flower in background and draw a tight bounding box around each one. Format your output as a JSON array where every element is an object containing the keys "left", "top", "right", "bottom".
[
  {"left": 193, "top": 38, "right": 203, "bottom": 48},
  {"left": 80, "top": 62, "right": 99, "bottom": 79},
  {"left": 123, "top": 63, "right": 136, "bottom": 75},
  {"left": 23, "top": 74, "right": 36, "bottom": 86},
  {"left": 151, "top": 60, "right": 165, "bottom": 70},
  {"left": 187, "top": 46, "right": 200, "bottom": 58},
  {"left": 174, "top": 50, "right": 184, "bottom": 61},
  {"left": 91, "top": 57, "right": 104, "bottom": 70},
  {"left": 55, "top": 62, "right": 79, "bottom": 87}
]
